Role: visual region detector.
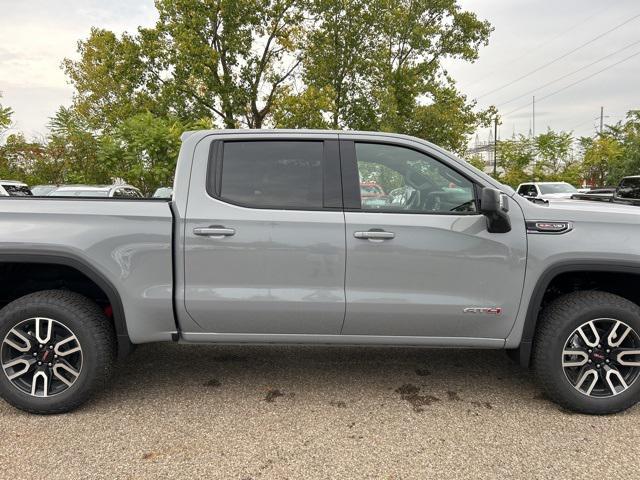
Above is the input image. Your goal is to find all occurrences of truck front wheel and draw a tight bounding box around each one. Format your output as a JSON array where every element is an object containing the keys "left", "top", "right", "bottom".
[
  {"left": 0, "top": 290, "right": 115, "bottom": 414},
  {"left": 533, "top": 291, "right": 640, "bottom": 414}
]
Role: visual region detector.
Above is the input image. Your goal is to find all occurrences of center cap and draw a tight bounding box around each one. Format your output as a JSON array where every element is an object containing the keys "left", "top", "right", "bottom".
[
  {"left": 591, "top": 349, "right": 606, "bottom": 361},
  {"left": 40, "top": 349, "right": 51, "bottom": 362}
]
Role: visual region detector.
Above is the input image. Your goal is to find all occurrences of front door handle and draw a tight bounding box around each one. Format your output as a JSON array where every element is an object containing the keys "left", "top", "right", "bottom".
[
  {"left": 193, "top": 226, "right": 236, "bottom": 237},
  {"left": 354, "top": 230, "right": 395, "bottom": 240}
]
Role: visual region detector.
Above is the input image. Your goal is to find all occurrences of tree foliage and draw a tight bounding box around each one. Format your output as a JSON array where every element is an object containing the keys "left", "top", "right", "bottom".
[
  {"left": 8, "top": 1, "right": 639, "bottom": 194},
  {"left": 0, "top": 93, "right": 13, "bottom": 138},
  {"left": 61, "top": 0, "right": 493, "bottom": 154}
]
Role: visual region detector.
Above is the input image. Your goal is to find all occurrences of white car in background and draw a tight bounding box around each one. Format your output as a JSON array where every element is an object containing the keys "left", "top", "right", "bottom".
[
  {"left": 49, "top": 184, "right": 143, "bottom": 198},
  {"left": 0, "top": 180, "right": 32, "bottom": 196},
  {"left": 516, "top": 181, "right": 578, "bottom": 200}
]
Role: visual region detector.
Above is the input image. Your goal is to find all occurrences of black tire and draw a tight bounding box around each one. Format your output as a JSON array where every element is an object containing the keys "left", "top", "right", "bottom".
[
  {"left": 533, "top": 291, "right": 640, "bottom": 414},
  {"left": 0, "top": 290, "right": 115, "bottom": 414}
]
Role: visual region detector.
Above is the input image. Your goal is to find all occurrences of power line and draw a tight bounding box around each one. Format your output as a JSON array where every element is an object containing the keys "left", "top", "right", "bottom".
[
  {"left": 496, "top": 38, "right": 640, "bottom": 108},
  {"left": 502, "top": 50, "right": 640, "bottom": 118},
  {"left": 461, "top": 4, "right": 611, "bottom": 90},
  {"left": 475, "top": 12, "right": 640, "bottom": 101}
]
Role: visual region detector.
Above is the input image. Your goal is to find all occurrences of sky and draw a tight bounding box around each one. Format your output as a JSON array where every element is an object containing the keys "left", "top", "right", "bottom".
[{"left": 1, "top": 0, "right": 639, "bottom": 142}]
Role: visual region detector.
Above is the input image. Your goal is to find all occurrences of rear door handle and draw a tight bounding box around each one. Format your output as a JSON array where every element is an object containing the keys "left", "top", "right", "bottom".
[
  {"left": 354, "top": 230, "right": 395, "bottom": 240},
  {"left": 193, "top": 226, "right": 236, "bottom": 237}
]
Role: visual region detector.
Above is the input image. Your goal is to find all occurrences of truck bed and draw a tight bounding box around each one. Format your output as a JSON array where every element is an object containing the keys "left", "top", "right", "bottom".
[{"left": 0, "top": 197, "right": 176, "bottom": 343}]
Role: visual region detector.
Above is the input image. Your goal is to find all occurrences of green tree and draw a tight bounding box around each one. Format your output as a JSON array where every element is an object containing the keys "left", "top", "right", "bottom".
[
  {"left": 581, "top": 136, "right": 624, "bottom": 187},
  {"left": 0, "top": 93, "right": 13, "bottom": 138},
  {"left": 496, "top": 135, "right": 535, "bottom": 187},
  {"left": 534, "top": 129, "right": 573, "bottom": 178},
  {"left": 0, "top": 133, "right": 47, "bottom": 184},
  {"left": 98, "top": 113, "right": 184, "bottom": 195},
  {"left": 465, "top": 153, "right": 486, "bottom": 171},
  {"left": 46, "top": 107, "right": 106, "bottom": 184},
  {"left": 293, "top": 0, "right": 494, "bottom": 152},
  {"left": 272, "top": 86, "right": 333, "bottom": 129},
  {"left": 64, "top": 0, "right": 307, "bottom": 130},
  {"left": 606, "top": 111, "right": 640, "bottom": 180}
]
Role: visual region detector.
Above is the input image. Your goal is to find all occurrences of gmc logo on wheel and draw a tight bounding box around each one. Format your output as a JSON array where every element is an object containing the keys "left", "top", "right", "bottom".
[{"left": 463, "top": 307, "right": 502, "bottom": 315}]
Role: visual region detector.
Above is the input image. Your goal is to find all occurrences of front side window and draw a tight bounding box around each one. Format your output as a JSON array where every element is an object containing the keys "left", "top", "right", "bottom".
[
  {"left": 219, "top": 141, "right": 323, "bottom": 209},
  {"left": 354, "top": 143, "right": 477, "bottom": 213}
]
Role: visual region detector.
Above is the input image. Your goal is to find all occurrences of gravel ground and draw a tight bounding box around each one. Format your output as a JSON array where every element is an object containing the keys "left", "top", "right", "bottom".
[{"left": 1, "top": 343, "right": 639, "bottom": 479}]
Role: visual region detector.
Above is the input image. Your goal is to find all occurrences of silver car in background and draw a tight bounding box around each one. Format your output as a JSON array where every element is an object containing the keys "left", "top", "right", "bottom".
[{"left": 49, "top": 184, "right": 143, "bottom": 198}]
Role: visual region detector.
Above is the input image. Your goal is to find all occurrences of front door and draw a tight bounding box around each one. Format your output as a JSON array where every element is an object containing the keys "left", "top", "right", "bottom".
[
  {"left": 340, "top": 139, "right": 527, "bottom": 339},
  {"left": 183, "top": 136, "right": 346, "bottom": 335}
]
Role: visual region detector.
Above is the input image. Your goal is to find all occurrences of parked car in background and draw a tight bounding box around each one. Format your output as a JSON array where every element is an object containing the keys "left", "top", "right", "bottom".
[
  {"left": 0, "top": 180, "right": 32, "bottom": 196},
  {"left": 571, "top": 187, "right": 616, "bottom": 202},
  {"left": 31, "top": 185, "right": 62, "bottom": 197},
  {"left": 572, "top": 176, "right": 640, "bottom": 206},
  {"left": 613, "top": 176, "right": 640, "bottom": 206},
  {"left": 153, "top": 187, "right": 173, "bottom": 198},
  {"left": 48, "top": 184, "right": 143, "bottom": 198},
  {"left": 516, "top": 181, "right": 578, "bottom": 200}
]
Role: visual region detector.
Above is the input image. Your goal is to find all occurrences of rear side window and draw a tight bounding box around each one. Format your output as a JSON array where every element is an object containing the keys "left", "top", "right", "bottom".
[
  {"left": 617, "top": 178, "right": 640, "bottom": 200},
  {"left": 217, "top": 141, "right": 323, "bottom": 209}
]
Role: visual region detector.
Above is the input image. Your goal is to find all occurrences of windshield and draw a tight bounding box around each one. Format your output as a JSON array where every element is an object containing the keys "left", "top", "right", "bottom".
[
  {"left": 538, "top": 183, "right": 577, "bottom": 194},
  {"left": 31, "top": 185, "right": 59, "bottom": 196},
  {"left": 52, "top": 190, "right": 109, "bottom": 197}
]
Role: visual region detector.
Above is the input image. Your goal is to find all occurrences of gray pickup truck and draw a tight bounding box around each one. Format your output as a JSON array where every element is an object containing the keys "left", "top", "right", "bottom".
[{"left": 2, "top": 130, "right": 640, "bottom": 415}]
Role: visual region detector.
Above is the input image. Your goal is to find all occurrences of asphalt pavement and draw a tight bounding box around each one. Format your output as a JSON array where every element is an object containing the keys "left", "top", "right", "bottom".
[{"left": 1, "top": 343, "right": 639, "bottom": 479}]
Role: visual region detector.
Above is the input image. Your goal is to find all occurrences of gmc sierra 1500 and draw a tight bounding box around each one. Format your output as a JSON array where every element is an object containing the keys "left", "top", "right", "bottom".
[{"left": 1, "top": 130, "right": 640, "bottom": 415}]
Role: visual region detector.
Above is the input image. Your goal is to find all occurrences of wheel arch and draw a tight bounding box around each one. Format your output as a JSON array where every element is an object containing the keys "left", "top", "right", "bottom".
[
  {"left": 0, "top": 250, "right": 133, "bottom": 359},
  {"left": 516, "top": 260, "right": 640, "bottom": 367}
]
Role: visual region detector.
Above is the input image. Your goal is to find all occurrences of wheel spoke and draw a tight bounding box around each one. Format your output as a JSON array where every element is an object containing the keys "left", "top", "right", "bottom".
[
  {"left": 4, "top": 328, "right": 32, "bottom": 352},
  {"left": 607, "top": 321, "right": 632, "bottom": 347},
  {"left": 562, "top": 350, "right": 589, "bottom": 367},
  {"left": 616, "top": 349, "right": 640, "bottom": 367},
  {"left": 54, "top": 334, "right": 81, "bottom": 357},
  {"left": 34, "top": 318, "right": 53, "bottom": 344},
  {"left": 30, "top": 370, "right": 49, "bottom": 397},
  {"left": 2, "top": 355, "right": 36, "bottom": 380},
  {"left": 52, "top": 362, "right": 80, "bottom": 387},
  {"left": 577, "top": 321, "right": 600, "bottom": 348},
  {"left": 575, "top": 368, "right": 599, "bottom": 395},
  {"left": 604, "top": 366, "right": 628, "bottom": 395}
]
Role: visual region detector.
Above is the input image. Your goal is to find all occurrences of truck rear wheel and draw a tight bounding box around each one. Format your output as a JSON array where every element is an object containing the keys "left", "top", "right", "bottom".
[
  {"left": 533, "top": 291, "right": 640, "bottom": 414},
  {"left": 0, "top": 290, "right": 115, "bottom": 414}
]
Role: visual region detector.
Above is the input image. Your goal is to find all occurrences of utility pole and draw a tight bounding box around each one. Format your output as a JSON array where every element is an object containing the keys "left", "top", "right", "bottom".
[
  {"left": 493, "top": 116, "right": 498, "bottom": 176},
  {"left": 532, "top": 96, "right": 536, "bottom": 138},
  {"left": 600, "top": 106, "right": 604, "bottom": 134}
]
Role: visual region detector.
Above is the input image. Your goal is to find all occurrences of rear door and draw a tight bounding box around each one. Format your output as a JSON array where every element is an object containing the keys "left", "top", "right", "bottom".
[
  {"left": 340, "top": 137, "right": 527, "bottom": 340},
  {"left": 183, "top": 134, "right": 346, "bottom": 334}
]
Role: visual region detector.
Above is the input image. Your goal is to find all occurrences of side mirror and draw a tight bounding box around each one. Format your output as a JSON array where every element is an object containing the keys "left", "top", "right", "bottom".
[{"left": 480, "top": 188, "right": 511, "bottom": 233}]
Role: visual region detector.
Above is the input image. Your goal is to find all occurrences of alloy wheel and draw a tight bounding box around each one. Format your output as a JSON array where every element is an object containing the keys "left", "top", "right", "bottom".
[
  {"left": 1, "top": 317, "right": 83, "bottom": 397},
  {"left": 562, "top": 318, "right": 640, "bottom": 397}
]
